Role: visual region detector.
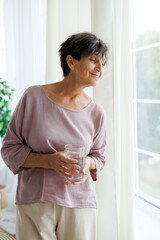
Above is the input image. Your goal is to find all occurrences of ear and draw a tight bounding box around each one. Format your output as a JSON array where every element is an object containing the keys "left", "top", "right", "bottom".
[{"left": 66, "top": 55, "right": 75, "bottom": 70}]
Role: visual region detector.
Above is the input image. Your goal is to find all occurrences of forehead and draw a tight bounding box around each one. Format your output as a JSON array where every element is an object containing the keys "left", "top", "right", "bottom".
[
  {"left": 88, "top": 53, "right": 106, "bottom": 63},
  {"left": 90, "top": 53, "right": 105, "bottom": 59},
  {"left": 81, "top": 52, "right": 105, "bottom": 59}
]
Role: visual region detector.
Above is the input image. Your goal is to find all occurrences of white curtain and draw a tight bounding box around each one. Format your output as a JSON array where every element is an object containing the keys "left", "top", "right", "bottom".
[
  {"left": 113, "top": 0, "right": 135, "bottom": 239},
  {"left": 92, "top": 0, "right": 135, "bottom": 239},
  {"left": 0, "top": 0, "right": 47, "bottom": 234},
  {"left": 3, "top": 0, "right": 46, "bottom": 108}
]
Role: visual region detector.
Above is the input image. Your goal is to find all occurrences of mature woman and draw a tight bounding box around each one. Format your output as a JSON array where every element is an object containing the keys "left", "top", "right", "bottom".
[{"left": 1, "top": 32, "right": 108, "bottom": 240}]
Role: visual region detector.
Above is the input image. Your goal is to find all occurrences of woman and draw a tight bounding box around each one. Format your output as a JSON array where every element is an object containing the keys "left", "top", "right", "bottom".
[{"left": 1, "top": 32, "right": 108, "bottom": 240}]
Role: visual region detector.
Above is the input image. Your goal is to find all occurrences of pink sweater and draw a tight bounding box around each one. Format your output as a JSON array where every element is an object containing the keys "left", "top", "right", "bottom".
[{"left": 1, "top": 85, "right": 106, "bottom": 208}]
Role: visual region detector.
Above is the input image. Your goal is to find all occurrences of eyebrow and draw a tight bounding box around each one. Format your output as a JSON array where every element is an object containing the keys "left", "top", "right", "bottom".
[{"left": 90, "top": 54, "right": 106, "bottom": 65}]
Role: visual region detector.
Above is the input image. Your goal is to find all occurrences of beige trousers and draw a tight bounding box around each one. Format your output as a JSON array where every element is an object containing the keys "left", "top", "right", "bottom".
[{"left": 16, "top": 202, "right": 97, "bottom": 240}]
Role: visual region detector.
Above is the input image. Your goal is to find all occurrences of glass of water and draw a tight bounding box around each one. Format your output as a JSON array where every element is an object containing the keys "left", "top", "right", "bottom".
[{"left": 65, "top": 144, "right": 86, "bottom": 182}]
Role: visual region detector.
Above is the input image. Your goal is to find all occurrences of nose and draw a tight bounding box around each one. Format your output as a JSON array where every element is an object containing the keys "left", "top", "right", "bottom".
[{"left": 95, "top": 61, "right": 103, "bottom": 72}]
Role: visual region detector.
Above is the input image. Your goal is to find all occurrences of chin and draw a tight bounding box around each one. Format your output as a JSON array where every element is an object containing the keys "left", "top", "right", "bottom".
[
  {"left": 89, "top": 81, "right": 97, "bottom": 87},
  {"left": 86, "top": 77, "right": 99, "bottom": 87}
]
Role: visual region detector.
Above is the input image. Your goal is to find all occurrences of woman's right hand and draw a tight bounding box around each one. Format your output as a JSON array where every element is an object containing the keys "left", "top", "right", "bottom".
[
  {"left": 22, "top": 151, "right": 80, "bottom": 179},
  {"left": 48, "top": 151, "right": 80, "bottom": 178}
]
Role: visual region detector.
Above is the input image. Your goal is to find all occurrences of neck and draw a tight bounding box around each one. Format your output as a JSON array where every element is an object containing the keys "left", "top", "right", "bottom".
[{"left": 54, "top": 76, "right": 85, "bottom": 100}]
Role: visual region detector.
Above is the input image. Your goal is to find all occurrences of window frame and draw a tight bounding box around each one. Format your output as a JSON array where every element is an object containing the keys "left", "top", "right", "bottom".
[{"left": 132, "top": 0, "right": 160, "bottom": 210}]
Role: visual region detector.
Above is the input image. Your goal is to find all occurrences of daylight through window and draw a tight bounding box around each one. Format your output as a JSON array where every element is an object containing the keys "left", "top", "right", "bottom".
[{"left": 132, "top": 0, "right": 160, "bottom": 207}]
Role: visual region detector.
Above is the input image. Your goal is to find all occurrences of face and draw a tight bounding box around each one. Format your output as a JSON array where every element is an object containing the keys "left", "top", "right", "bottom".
[{"left": 70, "top": 54, "right": 106, "bottom": 87}]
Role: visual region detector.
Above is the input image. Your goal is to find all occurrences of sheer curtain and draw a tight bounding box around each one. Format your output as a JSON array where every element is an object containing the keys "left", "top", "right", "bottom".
[
  {"left": 113, "top": 0, "right": 135, "bottom": 239},
  {"left": 92, "top": 0, "right": 135, "bottom": 239},
  {"left": 3, "top": 0, "right": 46, "bottom": 107},
  {"left": 0, "top": 0, "right": 47, "bottom": 234}
]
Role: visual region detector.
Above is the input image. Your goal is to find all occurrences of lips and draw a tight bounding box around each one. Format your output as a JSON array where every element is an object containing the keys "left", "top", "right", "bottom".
[{"left": 90, "top": 73, "right": 99, "bottom": 77}]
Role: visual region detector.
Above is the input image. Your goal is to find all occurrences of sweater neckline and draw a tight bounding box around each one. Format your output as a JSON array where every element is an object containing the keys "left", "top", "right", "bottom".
[{"left": 39, "top": 85, "right": 94, "bottom": 113}]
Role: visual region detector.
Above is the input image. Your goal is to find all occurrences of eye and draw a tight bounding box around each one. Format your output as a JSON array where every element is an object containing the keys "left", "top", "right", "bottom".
[
  {"left": 101, "top": 58, "right": 106, "bottom": 66},
  {"left": 90, "top": 58, "right": 96, "bottom": 62}
]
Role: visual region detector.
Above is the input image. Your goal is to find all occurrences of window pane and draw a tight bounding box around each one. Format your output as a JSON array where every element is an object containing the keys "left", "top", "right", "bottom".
[
  {"left": 136, "top": 31, "right": 160, "bottom": 48},
  {"left": 138, "top": 153, "right": 160, "bottom": 201},
  {"left": 136, "top": 47, "right": 160, "bottom": 99},
  {"left": 134, "top": 0, "right": 160, "bottom": 47},
  {"left": 137, "top": 103, "right": 160, "bottom": 154}
]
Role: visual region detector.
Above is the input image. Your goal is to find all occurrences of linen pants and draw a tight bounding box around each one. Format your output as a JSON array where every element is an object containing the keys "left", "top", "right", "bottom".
[{"left": 16, "top": 202, "right": 97, "bottom": 240}]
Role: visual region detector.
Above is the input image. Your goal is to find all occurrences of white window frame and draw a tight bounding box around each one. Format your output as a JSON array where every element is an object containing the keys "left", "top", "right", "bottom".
[{"left": 132, "top": 2, "right": 160, "bottom": 210}]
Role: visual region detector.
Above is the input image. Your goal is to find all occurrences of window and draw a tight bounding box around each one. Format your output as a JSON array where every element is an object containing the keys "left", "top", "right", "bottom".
[
  {"left": 133, "top": 0, "right": 160, "bottom": 208},
  {"left": 0, "top": 0, "right": 6, "bottom": 79}
]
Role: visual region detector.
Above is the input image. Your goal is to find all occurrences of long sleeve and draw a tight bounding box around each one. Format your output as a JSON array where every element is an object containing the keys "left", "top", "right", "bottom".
[
  {"left": 1, "top": 91, "right": 31, "bottom": 174},
  {"left": 88, "top": 109, "right": 106, "bottom": 181}
]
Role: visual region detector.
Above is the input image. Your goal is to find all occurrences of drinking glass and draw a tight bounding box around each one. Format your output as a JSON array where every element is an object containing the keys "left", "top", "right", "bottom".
[{"left": 65, "top": 144, "right": 85, "bottom": 182}]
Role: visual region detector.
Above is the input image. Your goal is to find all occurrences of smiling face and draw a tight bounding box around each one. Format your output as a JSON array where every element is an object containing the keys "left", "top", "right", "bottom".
[{"left": 67, "top": 54, "right": 106, "bottom": 87}]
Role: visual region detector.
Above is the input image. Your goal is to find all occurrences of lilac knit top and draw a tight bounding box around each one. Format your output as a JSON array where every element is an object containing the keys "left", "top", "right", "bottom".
[{"left": 1, "top": 85, "right": 106, "bottom": 208}]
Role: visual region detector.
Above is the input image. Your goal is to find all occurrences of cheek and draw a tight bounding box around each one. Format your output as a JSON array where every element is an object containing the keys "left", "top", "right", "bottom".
[{"left": 80, "top": 66, "right": 89, "bottom": 76}]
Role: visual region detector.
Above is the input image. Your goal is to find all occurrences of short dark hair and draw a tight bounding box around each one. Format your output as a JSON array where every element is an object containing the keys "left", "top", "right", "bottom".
[{"left": 58, "top": 32, "right": 108, "bottom": 77}]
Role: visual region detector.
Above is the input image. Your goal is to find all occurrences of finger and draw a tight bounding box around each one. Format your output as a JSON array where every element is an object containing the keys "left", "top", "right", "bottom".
[
  {"left": 59, "top": 168, "right": 75, "bottom": 178},
  {"left": 61, "top": 155, "right": 78, "bottom": 164},
  {"left": 82, "top": 168, "right": 88, "bottom": 176},
  {"left": 82, "top": 163, "right": 89, "bottom": 175},
  {"left": 59, "top": 161, "right": 80, "bottom": 173},
  {"left": 60, "top": 161, "right": 80, "bottom": 171},
  {"left": 65, "top": 173, "right": 88, "bottom": 185},
  {"left": 64, "top": 178, "right": 72, "bottom": 185},
  {"left": 62, "top": 167, "right": 80, "bottom": 177}
]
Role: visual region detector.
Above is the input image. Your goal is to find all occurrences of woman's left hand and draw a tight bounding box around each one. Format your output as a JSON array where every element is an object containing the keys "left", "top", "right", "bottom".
[{"left": 64, "top": 157, "right": 92, "bottom": 185}]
